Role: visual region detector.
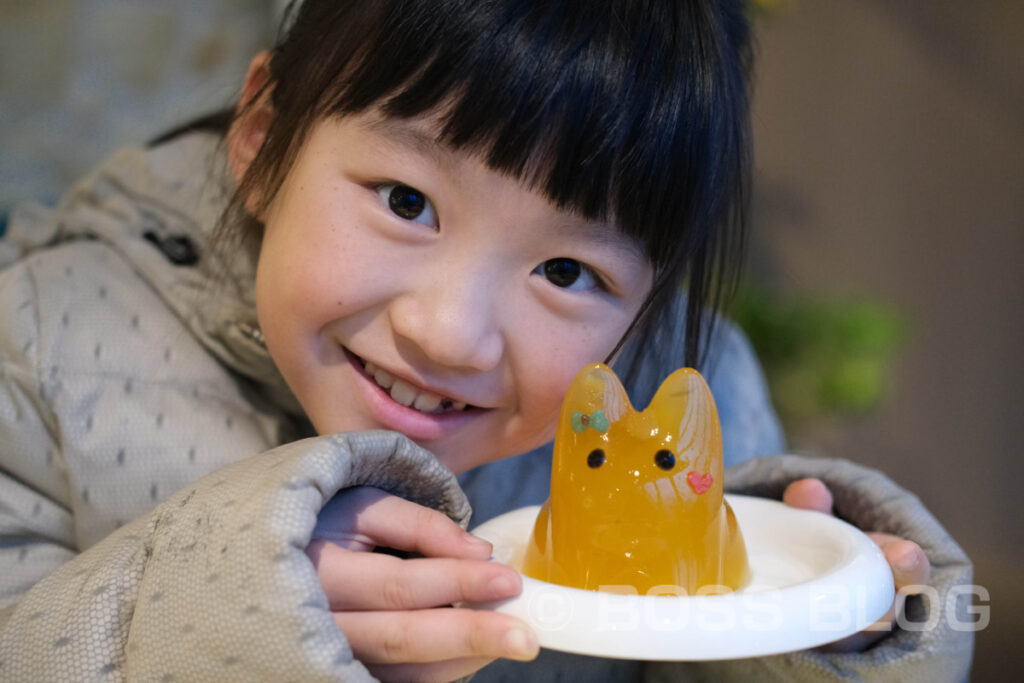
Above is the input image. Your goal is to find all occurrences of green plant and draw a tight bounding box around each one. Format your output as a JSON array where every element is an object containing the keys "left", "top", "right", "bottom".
[{"left": 730, "top": 283, "right": 907, "bottom": 427}]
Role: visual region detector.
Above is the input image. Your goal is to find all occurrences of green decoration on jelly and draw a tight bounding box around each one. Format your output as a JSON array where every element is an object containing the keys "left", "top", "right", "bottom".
[{"left": 570, "top": 409, "right": 610, "bottom": 434}]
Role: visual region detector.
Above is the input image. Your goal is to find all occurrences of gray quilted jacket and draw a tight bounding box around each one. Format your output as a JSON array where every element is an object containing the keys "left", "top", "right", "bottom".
[{"left": 0, "top": 134, "right": 972, "bottom": 681}]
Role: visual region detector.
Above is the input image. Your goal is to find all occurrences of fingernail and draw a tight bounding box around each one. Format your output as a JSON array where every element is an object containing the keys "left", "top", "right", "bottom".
[
  {"left": 896, "top": 549, "right": 921, "bottom": 574},
  {"left": 465, "top": 533, "right": 492, "bottom": 552},
  {"left": 503, "top": 627, "right": 538, "bottom": 660},
  {"left": 488, "top": 572, "right": 520, "bottom": 598}
]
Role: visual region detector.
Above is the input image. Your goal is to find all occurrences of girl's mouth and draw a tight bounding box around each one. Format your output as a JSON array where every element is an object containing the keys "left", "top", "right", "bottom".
[
  {"left": 342, "top": 347, "right": 484, "bottom": 442},
  {"left": 353, "top": 355, "right": 474, "bottom": 415}
]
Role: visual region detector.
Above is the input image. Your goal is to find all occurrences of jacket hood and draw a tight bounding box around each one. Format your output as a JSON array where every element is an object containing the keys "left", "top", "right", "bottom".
[{"left": 3, "top": 132, "right": 304, "bottom": 417}]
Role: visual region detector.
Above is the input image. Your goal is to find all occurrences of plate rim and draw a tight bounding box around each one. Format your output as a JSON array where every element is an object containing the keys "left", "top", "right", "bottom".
[{"left": 469, "top": 494, "right": 895, "bottom": 660}]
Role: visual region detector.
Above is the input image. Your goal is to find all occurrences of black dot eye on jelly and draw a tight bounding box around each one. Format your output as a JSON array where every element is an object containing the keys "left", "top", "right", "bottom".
[
  {"left": 587, "top": 449, "right": 606, "bottom": 468},
  {"left": 654, "top": 449, "right": 675, "bottom": 470}
]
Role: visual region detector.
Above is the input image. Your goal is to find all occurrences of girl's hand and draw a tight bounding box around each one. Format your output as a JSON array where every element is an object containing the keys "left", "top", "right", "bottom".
[
  {"left": 782, "top": 478, "right": 932, "bottom": 653},
  {"left": 305, "top": 487, "right": 539, "bottom": 683}
]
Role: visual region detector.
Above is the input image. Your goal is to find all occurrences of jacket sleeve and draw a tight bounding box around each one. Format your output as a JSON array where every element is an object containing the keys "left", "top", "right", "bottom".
[
  {"left": 0, "top": 261, "right": 79, "bottom": 611},
  {"left": 645, "top": 454, "right": 974, "bottom": 683},
  {"left": 0, "top": 430, "right": 472, "bottom": 682}
]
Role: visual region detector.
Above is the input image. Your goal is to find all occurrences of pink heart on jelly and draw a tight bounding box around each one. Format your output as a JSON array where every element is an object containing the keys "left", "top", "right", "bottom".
[{"left": 687, "top": 471, "right": 714, "bottom": 495}]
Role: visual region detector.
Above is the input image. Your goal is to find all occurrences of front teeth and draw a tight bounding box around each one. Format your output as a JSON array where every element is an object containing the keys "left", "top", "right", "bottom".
[
  {"left": 413, "top": 392, "right": 442, "bottom": 412},
  {"left": 373, "top": 366, "right": 394, "bottom": 389},
  {"left": 363, "top": 360, "right": 467, "bottom": 413},
  {"left": 389, "top": 378, "right": 418, "bottom": 407}
]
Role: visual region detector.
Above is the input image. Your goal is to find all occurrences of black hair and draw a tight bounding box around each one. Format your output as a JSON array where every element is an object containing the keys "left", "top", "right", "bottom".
[
  {"left": 224, "top": 0, "right": 753, "bottom": 378},
  {"left": 149, "top": 109, "right": 235, "bottom": 147}
]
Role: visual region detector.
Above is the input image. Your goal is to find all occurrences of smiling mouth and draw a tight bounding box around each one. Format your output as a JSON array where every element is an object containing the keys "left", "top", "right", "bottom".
[{"left": 355, "top": 356, "right": 472, "bottom": 415}]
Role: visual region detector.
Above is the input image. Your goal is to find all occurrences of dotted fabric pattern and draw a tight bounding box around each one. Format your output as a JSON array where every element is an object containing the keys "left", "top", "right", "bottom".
[
  {"left": 0, "top": 237, "right": 292, "bottom": 609},
  {"left": 0, "top": 132, "right": 307, "bottom": 610},
  {"left": 0, "top": 431, "right": 471, "bottom": 681}
]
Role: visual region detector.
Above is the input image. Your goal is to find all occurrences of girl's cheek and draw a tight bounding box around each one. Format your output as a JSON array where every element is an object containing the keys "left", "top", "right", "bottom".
[
  {"left": 525, "top": 323, "right": 628, "bottom": 414},
  {"left": 528, "top": 344, "right": 595, "bottom": 403}
]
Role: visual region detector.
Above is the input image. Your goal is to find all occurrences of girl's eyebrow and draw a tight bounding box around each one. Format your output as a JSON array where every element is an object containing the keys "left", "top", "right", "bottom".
[
  {"left": 558, "top": 221, "right": 646, "bottom": 261},
  {"left": 359, "top": 116, "right": 455, "bottom": 169}
]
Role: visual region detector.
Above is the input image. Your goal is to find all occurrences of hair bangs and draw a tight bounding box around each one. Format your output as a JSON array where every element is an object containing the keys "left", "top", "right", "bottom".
[{"left": 310, "top": 0, "right": 747, "bottom": 280}]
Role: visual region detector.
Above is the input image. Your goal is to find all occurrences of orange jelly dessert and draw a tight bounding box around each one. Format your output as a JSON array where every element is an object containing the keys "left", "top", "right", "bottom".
[{"left": 522, "top": 363, "right": 751, "bottom": 595}]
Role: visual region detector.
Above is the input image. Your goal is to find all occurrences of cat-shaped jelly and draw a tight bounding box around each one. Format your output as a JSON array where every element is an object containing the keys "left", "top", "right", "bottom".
[{"left": 522, "top": 363, "right": 751, "bottom": 594}]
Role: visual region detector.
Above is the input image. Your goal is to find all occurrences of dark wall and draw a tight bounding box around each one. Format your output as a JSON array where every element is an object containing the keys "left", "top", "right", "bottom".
[{"left": 751, "top": 2, "right": 1024, "bottom": 679}]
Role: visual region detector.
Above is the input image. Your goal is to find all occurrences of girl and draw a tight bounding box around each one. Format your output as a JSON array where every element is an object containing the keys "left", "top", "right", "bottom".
[{"left": 0, "top": 1, "right": 970, "bottom": 681}]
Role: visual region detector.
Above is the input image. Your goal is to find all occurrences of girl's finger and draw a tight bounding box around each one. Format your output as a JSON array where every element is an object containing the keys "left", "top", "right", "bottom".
[
  {"left": 781, "top": 478, "right": 833, "bottom": 514},
  {"left": 817, "top": 592, "right": 905, "bottom": 653},
  {"left": 316, "top": 487, "right": 492, "bottom": 560},
  {"left": 866, "top": 532, "right": 931, "bottom": 591},
  {"left": 312, "top": 543, "right": 521, "bottom": 610},
  {"left": 821, "top": 534, "right": 931, "bottom": 653},
  {"left": 780, "top": 483, "right": 932, "bottom": 591},
  {"left": 367, "top": 656, "right": 496, "bottom": 683},
  {"left": 335, "top": 608, "right": 539, "bottom": 665}
]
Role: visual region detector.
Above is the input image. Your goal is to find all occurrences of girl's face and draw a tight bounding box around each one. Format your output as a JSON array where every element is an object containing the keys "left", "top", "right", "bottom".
[{"left": 252, "top": 111, "right": 653, "bottom": 473}]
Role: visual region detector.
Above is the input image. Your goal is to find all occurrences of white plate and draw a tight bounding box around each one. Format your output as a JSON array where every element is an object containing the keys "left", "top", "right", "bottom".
[{"left": 468, "top": 495, "right": 894, "bottom": 660}]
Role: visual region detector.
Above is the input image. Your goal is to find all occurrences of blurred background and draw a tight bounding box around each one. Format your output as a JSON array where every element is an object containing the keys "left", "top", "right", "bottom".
[
  {"left": 0, "top": 1, "right": 1020, "bottom": 679},
  {"left": 745, "top": 3, "right": 1022, "bottom": 680}
]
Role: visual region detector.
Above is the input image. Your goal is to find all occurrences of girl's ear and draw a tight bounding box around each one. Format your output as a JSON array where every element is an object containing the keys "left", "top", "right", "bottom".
[{"left": 227, "top": 51, "right": 275, "bottom": 217}]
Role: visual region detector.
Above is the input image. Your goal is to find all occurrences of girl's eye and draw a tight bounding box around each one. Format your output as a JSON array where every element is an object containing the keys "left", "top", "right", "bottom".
[
  {"left": 534, "top": 258, "right": 601, "bottom": 291},
  {"left": 378, "top": 183, "right": 438, "bottom": 228}
]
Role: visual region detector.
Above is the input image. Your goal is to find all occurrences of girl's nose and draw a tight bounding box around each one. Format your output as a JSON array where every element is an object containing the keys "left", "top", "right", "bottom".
[{"left": 388, "top": 269, "right": 505, "bottom": 373}]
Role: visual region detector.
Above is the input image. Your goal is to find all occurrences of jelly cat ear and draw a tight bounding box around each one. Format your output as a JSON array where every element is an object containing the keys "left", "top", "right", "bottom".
[
  {"left": 647, "top": 367, "right": 723, "bottom": 471},
  {"left": 561, "top": 363, "right": 632, "bottom": 424}
]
